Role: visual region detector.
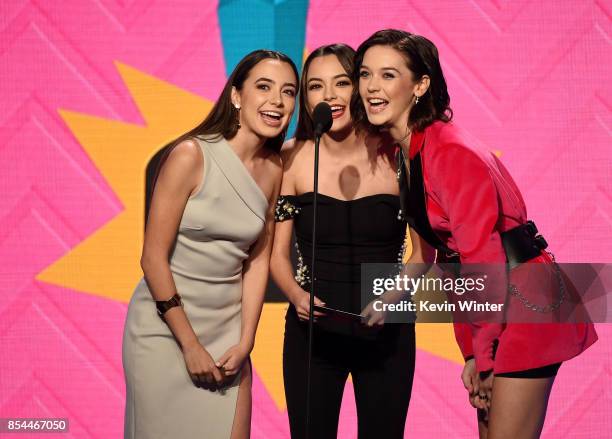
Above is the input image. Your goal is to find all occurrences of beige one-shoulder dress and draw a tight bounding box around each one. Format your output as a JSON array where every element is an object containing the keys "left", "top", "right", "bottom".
[{"left": 122, "top": 136, "right": 268, "bottom": 439}]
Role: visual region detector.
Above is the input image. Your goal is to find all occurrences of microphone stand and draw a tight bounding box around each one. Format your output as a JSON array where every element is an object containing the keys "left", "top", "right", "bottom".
[
  {"left": 305, "top": 128, "right": 322, "bottom": 439},
  {"left": 303, "top": 102, "right": 331, "bottom": 438}
]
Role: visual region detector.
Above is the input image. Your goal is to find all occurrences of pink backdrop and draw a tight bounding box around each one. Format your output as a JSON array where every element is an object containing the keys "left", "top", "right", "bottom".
[{"left": 1, "top": 1, "right": 610, "bottom": 437}]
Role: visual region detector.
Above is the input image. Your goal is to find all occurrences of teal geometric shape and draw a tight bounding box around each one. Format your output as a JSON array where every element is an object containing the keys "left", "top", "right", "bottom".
[{"left": 218, "top": 0, "right": 309, "bottom": 136}]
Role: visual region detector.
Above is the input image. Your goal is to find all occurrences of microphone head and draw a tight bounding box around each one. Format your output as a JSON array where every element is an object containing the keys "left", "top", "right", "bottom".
[{"left": 312, "top": 102, "right": 333, "bottom": 136}]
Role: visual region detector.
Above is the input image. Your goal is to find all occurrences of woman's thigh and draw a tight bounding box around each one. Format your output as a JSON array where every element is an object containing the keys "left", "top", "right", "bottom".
[{"left": 487, "top": 375, "right": 555, "bottom": 439}]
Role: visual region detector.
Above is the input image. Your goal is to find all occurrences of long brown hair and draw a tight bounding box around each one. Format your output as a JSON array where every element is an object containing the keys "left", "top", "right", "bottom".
[
  {"left": 145, "top": 50, "right": 298, "bottom": 221},
  {"left": 171, "top": 49, "right": 297, "bottom": 152}
]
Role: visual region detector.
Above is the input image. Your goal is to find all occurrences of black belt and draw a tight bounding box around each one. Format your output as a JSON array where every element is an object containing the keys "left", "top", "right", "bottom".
[
  {"left": 501, "top": 220, "right": 548, "bottom": 269},
  {"left": 440, "top": 221, "right": 548, "bottom": 268}
]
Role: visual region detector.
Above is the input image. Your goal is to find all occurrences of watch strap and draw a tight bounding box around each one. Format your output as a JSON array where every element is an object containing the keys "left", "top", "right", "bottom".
[{"left": 156, "top": 293, "right": 183, "bottom": 318}]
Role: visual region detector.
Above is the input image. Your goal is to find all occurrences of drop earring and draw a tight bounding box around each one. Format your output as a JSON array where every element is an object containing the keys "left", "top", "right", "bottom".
[
  {"left": 234, "top": 104, "right": 241, "bottom": 129},
  {"left": 415, "top": 95, "right": 420, "bottom": 105}
]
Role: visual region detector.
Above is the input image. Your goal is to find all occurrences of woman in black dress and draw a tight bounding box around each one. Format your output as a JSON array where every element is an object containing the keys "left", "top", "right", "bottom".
[{"left": 270, "top": 44, "right": 432, "bottom": 439}]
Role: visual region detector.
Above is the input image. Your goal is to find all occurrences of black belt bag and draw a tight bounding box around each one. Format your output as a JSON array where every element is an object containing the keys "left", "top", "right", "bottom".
[{"left": 501, "top": 220, "right": 548, "bottom": 269}]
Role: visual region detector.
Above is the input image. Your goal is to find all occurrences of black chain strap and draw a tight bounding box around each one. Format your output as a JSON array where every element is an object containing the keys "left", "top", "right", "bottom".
[{"left": 508, "top": 252, "right": 565, "bottom": 313}]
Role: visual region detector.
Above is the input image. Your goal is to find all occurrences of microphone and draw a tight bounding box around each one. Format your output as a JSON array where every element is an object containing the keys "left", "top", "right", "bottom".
[{"left": 312, "top": 102, "right": 333, "bottom": 136}]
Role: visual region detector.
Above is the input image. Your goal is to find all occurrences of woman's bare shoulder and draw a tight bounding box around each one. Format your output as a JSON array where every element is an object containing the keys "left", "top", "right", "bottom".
[
  {"left": 280, "top": 138, "right": 312, "bottom": 170},
  {"left": 163, "top": 138, "right": 203, "bottom": 174}
]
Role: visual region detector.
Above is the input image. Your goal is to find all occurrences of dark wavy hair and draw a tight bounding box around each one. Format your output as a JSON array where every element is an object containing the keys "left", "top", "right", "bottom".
[
  {"left": 351, "top": 29, "right": 452, "bottom": 134},
  {"left": 294, "top": 44, "right": 356, "bottom": 141},
  {"left": 145, "top": 50, "right": 298, "bottom": 221}
]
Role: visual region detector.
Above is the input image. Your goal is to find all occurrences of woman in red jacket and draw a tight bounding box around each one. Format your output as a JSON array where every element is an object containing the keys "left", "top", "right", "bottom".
[{"left": 352, "top": 29, "right": 597, "bottom": 438}]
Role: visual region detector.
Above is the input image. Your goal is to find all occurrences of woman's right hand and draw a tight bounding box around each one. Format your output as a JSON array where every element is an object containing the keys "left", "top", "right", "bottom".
[
  {"left": 182, "top": 341, "right": 224, "bottom": 387},
  {"left": 291, "top": 290, "right": 326, "bottom": 321}
]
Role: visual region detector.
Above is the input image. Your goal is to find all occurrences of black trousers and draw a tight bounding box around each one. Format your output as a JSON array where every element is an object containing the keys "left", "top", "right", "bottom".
[{"left": 283, "top": 309, "right": 416, "bottom": 439}]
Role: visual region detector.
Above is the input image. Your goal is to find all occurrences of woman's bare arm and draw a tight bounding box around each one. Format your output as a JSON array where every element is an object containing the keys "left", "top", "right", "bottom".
[
  {"left": 238, "top": 157, "right": 283, "bottom": 351},
  {"left": 140, "top": 139, "right": 203, "bottom": 350},
  {"left": 270, "top": 143, "right": 325, "bottom": 320},
  {"left": 141, "top": 139, "right": 225, "bottom": 384}
]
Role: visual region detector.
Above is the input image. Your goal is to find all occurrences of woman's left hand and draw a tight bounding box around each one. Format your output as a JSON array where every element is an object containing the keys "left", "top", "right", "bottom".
[{"left": 215, "top": 343, "right": 250, "bottom": 377}]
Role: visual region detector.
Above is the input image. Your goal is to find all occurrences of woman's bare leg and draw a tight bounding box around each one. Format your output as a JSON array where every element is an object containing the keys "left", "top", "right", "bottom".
[
  {"left": 230, "top": 359, "right": 252, "bottom": 439},
  {"left": 486, "top": 376, "right": 555, "bottom": 439}
]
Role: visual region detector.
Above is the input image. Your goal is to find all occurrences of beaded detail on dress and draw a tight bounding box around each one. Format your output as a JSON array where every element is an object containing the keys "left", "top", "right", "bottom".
[
  {"left": 274, "top": 195, "right": 309, "bottom": 287},
  {"left": 275, "top": 195, "right": 301, "bottom": 222},
  {"left": 397, "top": 240, "right": 407, "bottom": 268},
  {"left": 293, "top": 241, "right": 310, "bottom": 287}
]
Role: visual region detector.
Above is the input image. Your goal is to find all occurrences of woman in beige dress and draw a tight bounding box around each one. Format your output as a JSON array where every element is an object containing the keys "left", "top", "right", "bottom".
[{"left": 122, "top": 50, "right": 298, "bottom": 438}]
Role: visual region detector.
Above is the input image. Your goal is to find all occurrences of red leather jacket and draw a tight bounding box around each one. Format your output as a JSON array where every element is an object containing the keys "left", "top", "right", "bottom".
[{"left": 409, "top": 121, "right": 597, "bottom": 373}]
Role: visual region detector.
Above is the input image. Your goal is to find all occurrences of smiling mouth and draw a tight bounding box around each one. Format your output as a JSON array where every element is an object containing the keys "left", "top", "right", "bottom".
[
  {"left": 367, "top": 97, "right": 389, "bottom": 114},
  {"left": 260, "top": 111, "right": 283, "bottom": 127},
  {"left": 330, "top": 105, "right": 346, "bottom": 119}
]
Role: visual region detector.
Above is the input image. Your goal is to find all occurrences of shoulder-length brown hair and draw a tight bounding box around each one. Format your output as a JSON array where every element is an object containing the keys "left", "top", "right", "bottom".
[
  {"left": 294, "top": 44, "right": 356, "bottom": 141},
  {"left": 351, "top": 29, "right": 452, "bottom": 135}
]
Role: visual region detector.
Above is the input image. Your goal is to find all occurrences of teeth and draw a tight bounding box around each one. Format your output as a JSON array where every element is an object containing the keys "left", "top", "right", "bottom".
[
  {"left": 261, "top": 111, "right": 282, "bottom": 118},
  {"left": 368, "top": 98, "right": 387, "bottom": 105},
  {"left": 330, "top": 105, "right": 344, "bottom": 112}
]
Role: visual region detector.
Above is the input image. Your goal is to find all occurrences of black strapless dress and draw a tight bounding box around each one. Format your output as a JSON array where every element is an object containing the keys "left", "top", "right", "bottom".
[
  {"left": 276, "top": 192, "right": 416, "bottom": 439},
  {"left": 277, "top": 192, "right": 405, "bottom": 335}
]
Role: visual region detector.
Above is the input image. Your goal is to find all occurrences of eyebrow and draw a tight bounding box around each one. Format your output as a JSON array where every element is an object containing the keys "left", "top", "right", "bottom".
[
  {"left": 360, "top": 65, "right": 401, "bottom": 74},
  {"left": 255, "top": 77, "right": 297, "bottom": 88},
  {"left": 307, "top": 73, "right": 351, "bottom": 83}
]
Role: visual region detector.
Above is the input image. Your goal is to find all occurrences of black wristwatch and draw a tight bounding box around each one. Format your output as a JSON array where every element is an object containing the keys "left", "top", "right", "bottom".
[{"left": 156, "top": 293, "right": 183, "bottom": 318}]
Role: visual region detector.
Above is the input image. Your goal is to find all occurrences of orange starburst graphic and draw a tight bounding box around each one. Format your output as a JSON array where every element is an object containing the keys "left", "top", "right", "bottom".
[{"left": 36, "top": 62, "right": 213, "bottom": 302}]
